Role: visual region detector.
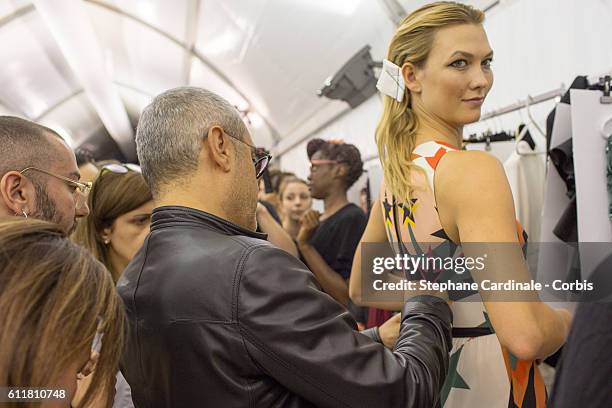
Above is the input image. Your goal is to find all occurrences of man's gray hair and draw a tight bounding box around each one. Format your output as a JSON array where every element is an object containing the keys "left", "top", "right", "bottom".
[
  {"left": 136, "top": 86, "right": 248, "bottom": 197},
  {"left": 0, "top": 116, "right": 63, "bottom": 179}
]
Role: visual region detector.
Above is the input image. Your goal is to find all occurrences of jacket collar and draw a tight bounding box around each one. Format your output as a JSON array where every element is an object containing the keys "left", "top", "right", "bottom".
[{"left": 150, "top": 205, "right": 267, "bottom": 239}]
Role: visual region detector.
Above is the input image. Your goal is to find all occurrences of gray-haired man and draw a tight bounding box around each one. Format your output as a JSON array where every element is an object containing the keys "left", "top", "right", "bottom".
[{"left": 118, "top": 87, "right": 453, "bottom": 408}]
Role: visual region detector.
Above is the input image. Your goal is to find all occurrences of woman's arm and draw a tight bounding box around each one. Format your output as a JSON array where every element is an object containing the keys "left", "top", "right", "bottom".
[
  {"left": 298, "top": 243, "right": 350, "bottom": 306},
  {"left": 297, "top": 210, "right": 350, "bottom": 306},
  {"left": 256, "top": 203, "right": 299, "bottom": 257},
  {"left": 436, "top": 150, "right": 571, "bottom": 360},
  {"left": 349, "top": 199, "right": 404, "bottom": 311}
]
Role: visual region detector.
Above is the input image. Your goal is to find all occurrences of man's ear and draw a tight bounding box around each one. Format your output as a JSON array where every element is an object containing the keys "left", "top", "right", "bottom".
[
  {"left": 203, "top": 126, "right": 232, "bottom": 174},
  {"left": 401, "top": 62, "right": 422, "bottom": 94},
  {"left": 0, "top": 172, "right": 37, "bottom": 215}
]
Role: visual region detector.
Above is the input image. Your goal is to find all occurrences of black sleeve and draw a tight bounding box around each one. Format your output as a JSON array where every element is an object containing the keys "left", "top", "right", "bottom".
[
  {"left": 329, "top": 209, "right": 367, "bottom": 280},
  {"left": 549, "top": 302, "right": 612, "bottom": 407},
  {"left": 238, "top": 245, "right": 453, "bottom": 408},
  {"left": 259, "top": 200, "right": 282, "bottom": 224}
]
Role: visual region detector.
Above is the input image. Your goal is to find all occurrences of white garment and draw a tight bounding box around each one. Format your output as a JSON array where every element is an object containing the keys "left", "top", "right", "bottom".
[
  {"left": 113, "top": 371, "right": 134, "bottom": 408},
  {"left": 569, "top": 89, "right": 612, "bottom": 275},
  {"left": 503, "top": 140, "right": 546, "bottom": 242}
]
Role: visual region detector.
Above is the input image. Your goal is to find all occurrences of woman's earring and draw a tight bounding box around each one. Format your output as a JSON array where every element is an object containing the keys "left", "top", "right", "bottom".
[
  {"left": 103, "top": 238, "right": 110, "bottom": 245},
  {"left": 21, "top": 208, "right": 28, "bottom": 219}
]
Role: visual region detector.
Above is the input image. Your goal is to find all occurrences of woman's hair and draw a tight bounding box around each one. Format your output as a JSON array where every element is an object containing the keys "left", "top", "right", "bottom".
[
  {"left": 279, "top": 176, "right": 309, "bottom": 201},
  {"left": 375, "top": 1, "right": 484, "bottom": 203},
  {"left": 75, "top": 147, "right": 96, "bottom": 167},
  {"left": 306, "top": 138, "right": 363, "bottom": 189},
  {"left": 73, "top": 167, "right": 152, "bottom": 282},
  {"left": 0, "top": 218, "right": 125, "bottom": 407}
]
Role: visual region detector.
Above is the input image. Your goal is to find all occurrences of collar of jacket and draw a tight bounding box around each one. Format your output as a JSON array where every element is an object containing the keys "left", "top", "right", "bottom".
[{"left": 150, "top": 205, "right": 268, "bottom": 240}]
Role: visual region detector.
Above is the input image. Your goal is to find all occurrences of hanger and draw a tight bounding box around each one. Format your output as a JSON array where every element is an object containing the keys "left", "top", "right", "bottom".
[
  {"left": 525, "top": 94, "right": 546, "bottom": 138},
  {"left": 515, "top": 98, "right": 544, "bottom": 156}
]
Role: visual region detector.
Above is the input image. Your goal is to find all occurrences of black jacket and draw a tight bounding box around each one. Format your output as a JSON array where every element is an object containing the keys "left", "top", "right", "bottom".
[{"left": 118, "top": 206, "right": 453, "bottom": 408}]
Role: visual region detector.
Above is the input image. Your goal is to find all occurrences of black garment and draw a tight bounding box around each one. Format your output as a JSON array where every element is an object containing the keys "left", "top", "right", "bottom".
[
  {"left": 307, "top": 204, "right": 368, "bottom": 321},
  {"left": 549, "top": 139, "right": 576, "bottom": 201},
  {"left": 553, "top": 196, "right": 578, "bottom": 242},
  {"left": 549, "top": 254, "right": 612, "bottom": 407},
  {"left": 545, "top": 76, "right": 592, "bottom": 244},
  {"left": 309, "top": 203, "right": 367, "bottom": 280},
  {"left": 260, "top": 199, "right": 281, "bottom": 224},
  {"left": 256, "top": 200, "right": 282, "bottom": 234},
  {"left": 118, "top": 206, "right": 453, "bottom": 408}
]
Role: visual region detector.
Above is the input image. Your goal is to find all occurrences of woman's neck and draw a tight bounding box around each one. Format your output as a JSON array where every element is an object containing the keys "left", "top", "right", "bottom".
[
  {"left": 412, "top": 104, "right": 463, "bottom": 149},
  {"left": 323, "top": 189, "right": 349, "bottom": 219},
  {"left": 108, "top": 251, "right": 128, "bottom": 282}
]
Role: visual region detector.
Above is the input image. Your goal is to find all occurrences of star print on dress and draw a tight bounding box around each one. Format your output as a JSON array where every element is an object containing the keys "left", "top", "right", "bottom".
[
  {"left": 382, "top": 196, "right": 394, "bottom": 230},
  {"left": 440, "top": 345, "right": 470, "bottom": 406},
  {"left": 380, "top": 140, "right": 545, "bottom": 407},
  {"left": 397, "top": 198, "right": 418, "bottom": 228}
]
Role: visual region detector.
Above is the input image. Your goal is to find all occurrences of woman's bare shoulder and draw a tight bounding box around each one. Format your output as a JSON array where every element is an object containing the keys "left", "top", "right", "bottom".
[{"left": 436, "top": 149, "right": 510, "bottom": 206}]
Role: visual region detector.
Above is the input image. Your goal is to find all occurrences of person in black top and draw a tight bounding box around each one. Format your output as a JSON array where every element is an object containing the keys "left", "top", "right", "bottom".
[
  {"left": 297, "top": 138, "right": 368, "bottom": 318},
  {"left": 548, "top": 253, "right": 612, "bottom": 407}
]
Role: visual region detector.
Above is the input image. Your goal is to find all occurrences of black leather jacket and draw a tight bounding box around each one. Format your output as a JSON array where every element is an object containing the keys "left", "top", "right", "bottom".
[{"left": 118, "top": 206, "right": 453, "bottom": 408}]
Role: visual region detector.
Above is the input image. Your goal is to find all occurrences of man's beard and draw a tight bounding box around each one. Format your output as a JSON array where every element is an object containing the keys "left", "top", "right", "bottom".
[{"left": 32, "top": 182, "right": 75, "bottom": 234}]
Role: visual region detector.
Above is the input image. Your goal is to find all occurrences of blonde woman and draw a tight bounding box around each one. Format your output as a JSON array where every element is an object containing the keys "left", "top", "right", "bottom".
[
  {"left": 0, "top": 218, "right": 125, "bottom": 408},
  {"left": 278, "top": 177, "right": 312, "bottom": 240},
  {"left": 349, "top": 2, "right": 571, "bottom": 406}
]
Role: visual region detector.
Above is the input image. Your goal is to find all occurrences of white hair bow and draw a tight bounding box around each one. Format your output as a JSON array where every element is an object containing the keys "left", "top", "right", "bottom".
[{"left": 376, "top": 59, "right": 405, "bottom": 102}]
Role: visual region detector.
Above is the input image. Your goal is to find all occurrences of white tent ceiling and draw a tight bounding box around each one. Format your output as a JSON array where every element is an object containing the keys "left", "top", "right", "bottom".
[{"left": 0, "top": 0, "right": 495, "bottom": 158}]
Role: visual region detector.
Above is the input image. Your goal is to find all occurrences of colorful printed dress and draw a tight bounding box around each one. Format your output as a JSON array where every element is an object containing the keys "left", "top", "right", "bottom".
[{"left": 380, "top": 141, "right": 547, "bottom": 407}]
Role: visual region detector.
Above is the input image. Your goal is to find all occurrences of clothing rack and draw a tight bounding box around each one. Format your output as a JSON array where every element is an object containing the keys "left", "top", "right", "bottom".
[
  {"left": 479, "top": 87, "right": 565, "bottom": 121},
  {"left": 480, "top": 68, "right": 612, "bottom": 121},
  {"left": 464, "top": 130, "right": 515, "bottom": 144}
]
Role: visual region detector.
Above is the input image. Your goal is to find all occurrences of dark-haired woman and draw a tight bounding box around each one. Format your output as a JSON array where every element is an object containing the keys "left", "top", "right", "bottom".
[
  {"left": 73, "top": 163, "right": 152, "bottom": 408},
  {"left": 297, "top": 138, "right": 367, "bottom": 324},
  {"left": 74, "top": 163, "right": 153, "bottom": 283}
]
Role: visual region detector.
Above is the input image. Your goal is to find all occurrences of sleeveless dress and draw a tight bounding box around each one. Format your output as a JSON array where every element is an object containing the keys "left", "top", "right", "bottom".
[{"left": 379, "top": 141, "right": 547, "bottom": 408}]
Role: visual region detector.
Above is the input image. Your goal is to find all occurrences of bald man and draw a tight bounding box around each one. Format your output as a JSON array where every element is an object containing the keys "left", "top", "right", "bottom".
[{"left": 0, "top": 116, "right": 90, "bottom": 234}]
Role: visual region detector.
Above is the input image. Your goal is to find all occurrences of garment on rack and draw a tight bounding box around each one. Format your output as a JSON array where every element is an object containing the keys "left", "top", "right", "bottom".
[
  {"left": 549, "top": 139, "right": 575, "bottom": 199},
  {"left": 546, "top": 76, "right": 588, "bottom": 152},
  {"left": 543, "top": 75, "right": 604, "bottom": 244},
  {"left": 504, "top": 134, "right": 545, "bottom": 242},
  {"left": 552, "top": 197, "right": 577, "bottom": 242},
  {"left": 569, "top": 89, "right": 612, "bottom": 244},
  {"left": 382, "top": 141, "right": 546, "bottom": 408}
]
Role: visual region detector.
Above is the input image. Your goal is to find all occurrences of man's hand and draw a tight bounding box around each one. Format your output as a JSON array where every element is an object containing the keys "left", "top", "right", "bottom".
[
  {"left": 378, "top": 313, "right": 401, "bottom": 349},
  {"left": 297, "top": 210, "right": 321, "bottom": 245}
]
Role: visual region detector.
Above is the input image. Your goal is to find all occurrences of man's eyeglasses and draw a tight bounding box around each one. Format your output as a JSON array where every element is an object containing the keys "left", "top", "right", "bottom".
[
  {"left": 20, "top": 167, "right": 92, "bottom": 196},
  {"left": 100, "top": 163, "right": 142, "bottom": 175},
  {"left": 223, "top": 131, "right": 272, "bottom": 179}
]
